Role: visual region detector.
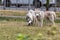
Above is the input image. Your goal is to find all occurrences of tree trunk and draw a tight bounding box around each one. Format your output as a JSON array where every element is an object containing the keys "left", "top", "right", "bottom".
[
  {"left": 0, "top": 0, "right": 1, "bottom": 4},
  {"left": 46, "top": 0, "right": 49, "bottom": 11}
]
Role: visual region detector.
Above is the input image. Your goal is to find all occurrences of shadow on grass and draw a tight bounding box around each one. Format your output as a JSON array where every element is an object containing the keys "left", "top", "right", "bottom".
[
  {"left": 0, "top": 17, "right": 26, "bottom": 22},
  {"left": 55, "top": 19, "right": 60, "bottom": 23}
]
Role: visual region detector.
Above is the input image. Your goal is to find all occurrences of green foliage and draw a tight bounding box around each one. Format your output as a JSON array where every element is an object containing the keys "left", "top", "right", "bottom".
[{"left": 16, "top": 33, "right": 30, "bottom": 40}]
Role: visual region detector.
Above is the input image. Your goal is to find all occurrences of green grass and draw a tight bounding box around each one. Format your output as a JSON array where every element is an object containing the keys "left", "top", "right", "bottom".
[
  {"left": 0, "top": 17, "right": 60, "bottom": 23},
  {"left": 0, "top": 20, "right": 60, "bottom": 40},
  {"left": 0, "top": 17, "right": 26, "bottom": 22},
  {"left": 55, "top": 19, "right": 60, "bottom": 23}
]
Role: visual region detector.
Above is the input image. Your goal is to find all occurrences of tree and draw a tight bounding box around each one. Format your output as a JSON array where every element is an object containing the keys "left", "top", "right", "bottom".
[
  {"left": 0, "top": 0, "right": 1, "bottom": 4},
  {"left": 56, "top": 0, "right": 60, "bottom": 6},
  {"left": 33, "top": 0, "right": 42, "bottom": 8},
  {"left": 3, "top": 0, "right": 11, "bottom": 7},
  {"left": 46, "top": 0, "right": 49, "bottom": 10}
]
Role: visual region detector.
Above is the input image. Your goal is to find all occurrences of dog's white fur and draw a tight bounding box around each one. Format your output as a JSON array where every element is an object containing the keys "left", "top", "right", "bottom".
[
  {"left": 26, "top": 9, "right": 56, "bottom": 27},
  {"left": 35, "top": 9, "right": 44, "bottom": 27},
  {"left": 26, "top": 9, "right": 37, "bottom": 26},
  {"left": 44, "top": 11, "right": 56, "bottom": 26},
  {"left": 34, "top": 9, "right": 56, "bottom": 26}
]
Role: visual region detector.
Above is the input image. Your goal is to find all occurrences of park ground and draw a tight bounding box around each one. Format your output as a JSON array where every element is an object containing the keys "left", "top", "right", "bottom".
[{"left": 0, "top": 10, "right": 60, "bottom": 40}]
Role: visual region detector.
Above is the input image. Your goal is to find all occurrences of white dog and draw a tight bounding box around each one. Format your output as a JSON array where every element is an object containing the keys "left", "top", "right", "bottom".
[
  {"left": 26, "top": 9, "right": 56, "bottom": 27},
  {"left": 44, "top": 11, "right": 56, "bottom": 26},
  {"left": 26, "top": 9, "right": 37, "bottom": 26},
  {"left": 34, "top": 9, "right": 56, "bottom": 26},
  {"left": 35, "top": 9, "right": 45, "bottom": 27},
  {"left": 26, "top": 9, "right": 44, "bottom": 27}
]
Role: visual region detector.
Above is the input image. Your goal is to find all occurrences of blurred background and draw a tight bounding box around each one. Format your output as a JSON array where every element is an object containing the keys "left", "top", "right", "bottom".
[{"left": 0, "top": 0, "right": 60, "bottom": 12}]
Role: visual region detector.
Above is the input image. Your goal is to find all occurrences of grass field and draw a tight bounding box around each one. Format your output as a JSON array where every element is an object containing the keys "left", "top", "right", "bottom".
[
  {"left": 0, "top": 10, "right": 27, "bottom": 16},
  {"left": 0, "top": 10, "right": 60, "bottom": 40},
  {"left": 0, "top": 10, "right": 60, "bottom": 17},
  {"left": 0, "top": 20, "right": 60, "bottom": 40}
]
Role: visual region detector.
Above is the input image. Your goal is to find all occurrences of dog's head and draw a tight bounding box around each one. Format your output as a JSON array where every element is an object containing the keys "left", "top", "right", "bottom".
[
  {"left": 36, "top": 13, "right": 41, "bottom": 21},
  {"left": 26, "top": 16, "right": 33, "bottom": 26}
]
